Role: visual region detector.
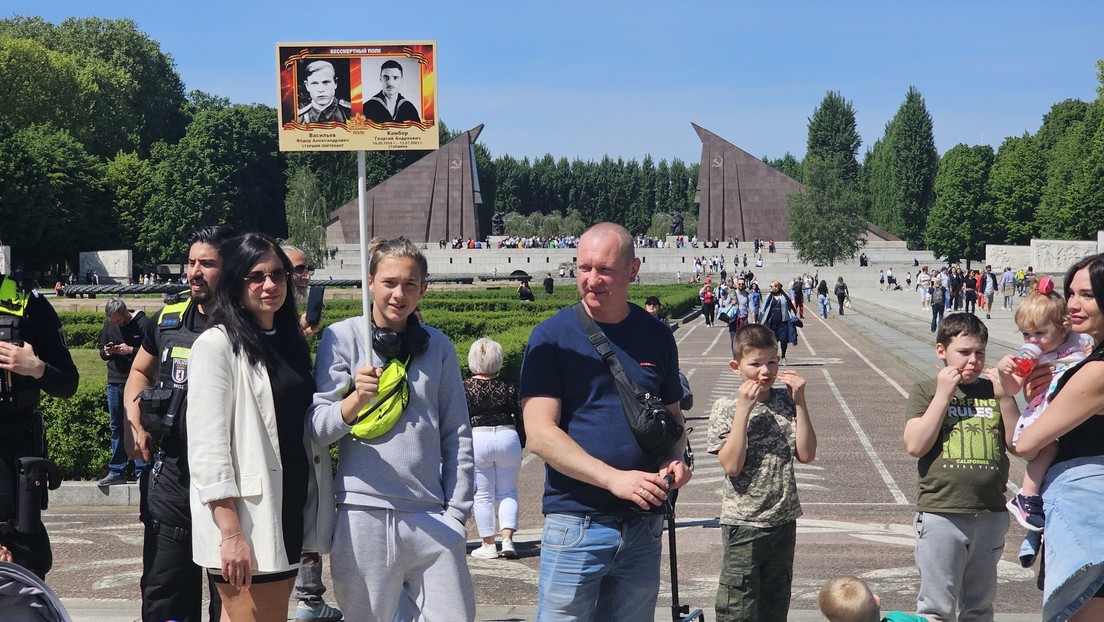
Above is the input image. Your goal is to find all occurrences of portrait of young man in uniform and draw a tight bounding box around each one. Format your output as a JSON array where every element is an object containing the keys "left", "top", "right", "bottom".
[
  {"left": 363, "top": 58, "right": 421, "bottom": 124},
  {"left": 297, "top": 59, "right": 352, "bottom": 124}
]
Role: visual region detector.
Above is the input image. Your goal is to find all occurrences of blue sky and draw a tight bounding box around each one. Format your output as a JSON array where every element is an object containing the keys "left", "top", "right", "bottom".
[{"left": 6, "top": 1, "right": 1102, "bottom": 164}]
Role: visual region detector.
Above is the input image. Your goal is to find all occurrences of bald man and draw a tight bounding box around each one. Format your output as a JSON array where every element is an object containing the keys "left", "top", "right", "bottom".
[{"left": 520, "top": 222, "right": 690, "bottom": 621}]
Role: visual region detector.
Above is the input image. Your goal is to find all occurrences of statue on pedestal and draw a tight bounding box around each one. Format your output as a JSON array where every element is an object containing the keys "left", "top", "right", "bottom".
[
  {"left": 671, "top": 212, "right": 684, "bottom": 236},
  {"left": 491, "top": 212, "right": 505, "bottom": 236}
]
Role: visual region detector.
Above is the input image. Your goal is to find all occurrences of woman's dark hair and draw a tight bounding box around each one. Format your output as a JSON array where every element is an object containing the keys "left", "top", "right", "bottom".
[
  {"left": 1064, "top": 252, "right": 1104, "bottom": 313},
  {"left": 211, "top": 233, "right": 310, "bottom": 370}
]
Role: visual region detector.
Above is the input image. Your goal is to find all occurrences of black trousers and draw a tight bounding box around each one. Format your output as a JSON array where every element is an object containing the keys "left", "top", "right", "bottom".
[
  {"left": 141, "top": 453, "right": 221, "bottom": 622},
  {"left": 0, "top": 412, "right": 52, "bottom": 578}
]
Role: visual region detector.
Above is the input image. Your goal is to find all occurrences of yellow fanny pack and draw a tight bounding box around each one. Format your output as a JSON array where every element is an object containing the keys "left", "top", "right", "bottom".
[{"left": 350, "top": 356, "right": 411, "bottom": 440}]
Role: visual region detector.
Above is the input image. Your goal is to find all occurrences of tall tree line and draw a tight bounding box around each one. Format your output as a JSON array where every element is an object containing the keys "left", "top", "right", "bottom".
[
  {"left": 488, "top": 154, "right": 699, "bottom": 237},
  {"left": 777, "top": 63, "right": 1104, "bottom": 265}
]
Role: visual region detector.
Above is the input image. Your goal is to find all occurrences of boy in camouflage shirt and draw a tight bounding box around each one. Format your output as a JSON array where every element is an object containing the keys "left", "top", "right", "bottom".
[{"left": 707, "top": 324, "right": 817, "bottom": 622}]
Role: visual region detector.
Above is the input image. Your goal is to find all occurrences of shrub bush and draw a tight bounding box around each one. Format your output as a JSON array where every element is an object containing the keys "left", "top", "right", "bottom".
[
  {"left": 64, "top": 322, "right": 104, "bottom": 349},
  {"left": 40, "top": 379, "right": 111, "bottom": 480}
]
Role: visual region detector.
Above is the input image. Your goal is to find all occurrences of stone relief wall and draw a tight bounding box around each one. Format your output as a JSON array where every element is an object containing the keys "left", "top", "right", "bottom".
[
  {"left": 1032, "top": 240, "right": 1099, "bottom": 273},
  {"left": 986, "top": 234, "right": 1101, "bottom": 273},
  {"left": 79, "top": 250, "right": 133, "bottom": 283},
  {"left": 985, "top": 245, "right": 1026, "bottom": 270}
]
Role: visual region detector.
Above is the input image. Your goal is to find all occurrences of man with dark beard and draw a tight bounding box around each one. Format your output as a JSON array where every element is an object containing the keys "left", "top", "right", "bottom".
[{"left": 124, "top": 226, "right": 236, "bottom": 622}]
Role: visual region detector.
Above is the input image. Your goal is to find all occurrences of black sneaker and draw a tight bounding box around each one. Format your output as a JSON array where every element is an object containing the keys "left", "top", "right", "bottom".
[
  {"left": 98, "top": 473, "right": 127, "bottom": 487},
  {"left": 1007, "top": 494, "right": 1045, "bottom": 532}
]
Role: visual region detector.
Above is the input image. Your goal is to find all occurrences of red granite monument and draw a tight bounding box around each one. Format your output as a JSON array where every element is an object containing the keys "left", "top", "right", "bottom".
[
  {"left": 325, "top": 124, "right": 485, "bottom": 244},
  {"left": 692, "top": 123, "right": 803, "bottom": 242}
]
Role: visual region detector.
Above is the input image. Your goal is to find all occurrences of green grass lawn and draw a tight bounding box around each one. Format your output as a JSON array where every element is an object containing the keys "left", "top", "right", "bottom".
[{"left": 71, "top": 349, "right": 106, "bottom": 384}]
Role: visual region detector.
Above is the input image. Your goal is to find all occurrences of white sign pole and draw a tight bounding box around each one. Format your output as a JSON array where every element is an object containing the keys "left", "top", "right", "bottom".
[{"left": 357, "top": 150, "right": 373, "bottom": 365}]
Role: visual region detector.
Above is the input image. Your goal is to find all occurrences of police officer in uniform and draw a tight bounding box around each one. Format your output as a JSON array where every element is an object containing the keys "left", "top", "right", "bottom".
[
  {"left": 124, "top": 226, "right": 235, "bottom": 621},
  {"left": 0, "top": 270, "right": 79, "bottom": 578}
]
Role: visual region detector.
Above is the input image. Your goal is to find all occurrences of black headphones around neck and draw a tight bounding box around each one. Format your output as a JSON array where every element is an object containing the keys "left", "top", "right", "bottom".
[{"left": 372, "top": 314, "right": 430, "bottom": 361}]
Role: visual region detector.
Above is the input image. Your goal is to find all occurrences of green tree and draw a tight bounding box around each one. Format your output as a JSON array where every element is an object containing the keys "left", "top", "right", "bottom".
[
  {"left": 790, "top": 91, "right": 866, "bottom": 263},
  {"left": 763, "top": 152, "right": 803, "bottom": 183},
  {"left": 183, "top": 89, "right": 231, "bottom": 117},
  {"left": 142, "top": 104, "right": 285, "bottom": 262},
  {"left": 0, "top": 35, "right": 137, "bottom": 159},
  {"left": 1059, "top": 114, "right": 1104, "bottom": 239},
  {"left": 1036, "top": 119, "right": 1092, "bottom": 238},
  {"left": 0, "top": 126, "right": 53, "bottom": 266},
  {"left": 14, "top": 125, "right": 111, "bottom": 269},
  {"left": 284, "top": 167, "right": 328, "bottom": 265},
  {"left": 987, "top": 134, "right": 1045, "bottom": 244},
  {"left": 926, "top": 144, "right": 994, "bottom": 264},
  {"left": 0, "top": 16, "right": 189, "bottom": 154},
  {"left": 104, "top": 151, "right": 155, "bottom": 246},
  {"left": 647, "top": 212, "right": 673, "bottom": 240},
  {"left": 493, "top": 155, "right": 531, "bottom": 215},
  {"left": 806, "top": 91, "right": 862, "bottom": 185},
  {"left": 1035, "top": 99, "right": 1089, "bottom": 154},
  {"left": 886, "top": 87, "right": 938, "bottom": 249},
  {"left": 787, "top": 156, "right": 867, "bottom": 265},
  {"left": 864, "top": 137, "right": 893, "bottom": 226}
]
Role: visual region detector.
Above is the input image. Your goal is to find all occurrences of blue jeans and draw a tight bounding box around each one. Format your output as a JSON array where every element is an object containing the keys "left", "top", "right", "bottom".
[
  {"left": 537, "top": 513, "right": 664, "bottom": 622},
  {"left": 107, "top": 383, "right": 146, "bottom": 477},
  {"left": 930, "top": 304, "right": 945, "bottom": 333},
  {"left": 818, "top": 294, "right": 828, "bottom": 318}
]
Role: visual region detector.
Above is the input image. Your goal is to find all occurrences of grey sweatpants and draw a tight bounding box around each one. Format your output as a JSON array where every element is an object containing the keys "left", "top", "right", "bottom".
[
  {"left": 914, "top": 510, "right": 1008, "bottom": 622},
  {"left": 330, "top": 507, "right": 475, "bottom": 622}
]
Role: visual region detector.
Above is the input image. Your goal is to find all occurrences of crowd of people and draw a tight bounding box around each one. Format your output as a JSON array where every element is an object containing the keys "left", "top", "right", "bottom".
[
  {"left": 439, "top": 235, "right": 581, "bottom": 250},
  {"left": 5, "top": 220, "right": 1104, "bottom": 621}
]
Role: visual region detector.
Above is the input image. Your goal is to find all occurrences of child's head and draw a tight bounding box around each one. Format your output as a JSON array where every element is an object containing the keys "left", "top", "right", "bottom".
[
  {"left": 818, "top": 576, "right": 880, "bottom": 622},
  {"left": 730, "top": 324, "right": 779, "bottom": 385},
  {"left": 367, "top": 237, "right": 429, "bottom": 331},
  {"left": 935, "top": 313, "right": 988, "bottom": 384},
  {"left": 1014, "top": 276, "right": 1071, "bottom": 354}
]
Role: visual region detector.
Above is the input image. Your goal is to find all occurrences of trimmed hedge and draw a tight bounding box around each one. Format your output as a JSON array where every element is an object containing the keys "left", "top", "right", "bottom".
[{"left": 41, "top": 379, "right": 111, "bottom": 480}]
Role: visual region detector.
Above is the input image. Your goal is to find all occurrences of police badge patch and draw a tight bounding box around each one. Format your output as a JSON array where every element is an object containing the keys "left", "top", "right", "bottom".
[{"left": 172, "top": 357, "right": 188, "bottom": 384}]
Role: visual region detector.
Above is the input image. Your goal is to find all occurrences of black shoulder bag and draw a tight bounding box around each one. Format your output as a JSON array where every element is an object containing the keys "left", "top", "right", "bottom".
[{"left": 572, "top": 303, "right": 684, "bottom": 457}]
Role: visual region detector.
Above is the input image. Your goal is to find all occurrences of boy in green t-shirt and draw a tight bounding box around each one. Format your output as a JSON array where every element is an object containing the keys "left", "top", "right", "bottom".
[
  {"left": 903, "top": 313, "right": 1020, "bottom": 621},
  {"left": 707, "top": 324, "right": 817, "bottom": 621}
]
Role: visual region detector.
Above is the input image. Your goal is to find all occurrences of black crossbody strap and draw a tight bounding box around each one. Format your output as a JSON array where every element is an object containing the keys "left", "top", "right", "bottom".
[{"left": 571, "top": 303, "right": 650, "bottom": 425}]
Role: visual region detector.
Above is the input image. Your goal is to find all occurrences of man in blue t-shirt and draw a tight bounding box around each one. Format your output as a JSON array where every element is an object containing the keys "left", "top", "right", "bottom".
[{"left": 521, "top": 222, "right": 691, "bottom": 621}]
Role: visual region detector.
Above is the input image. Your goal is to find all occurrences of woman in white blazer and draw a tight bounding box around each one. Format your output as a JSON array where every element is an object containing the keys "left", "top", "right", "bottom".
[{"left": 187, "top": 233, "right": 333, "bottom": 621}]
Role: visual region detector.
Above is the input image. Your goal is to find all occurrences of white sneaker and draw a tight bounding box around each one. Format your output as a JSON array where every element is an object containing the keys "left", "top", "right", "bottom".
[
  {"left": 471, "top": 543, "right": 499, "bottom": 559},
  {"left": 500, "top": 538, "right": 517, "bottom": 559}
]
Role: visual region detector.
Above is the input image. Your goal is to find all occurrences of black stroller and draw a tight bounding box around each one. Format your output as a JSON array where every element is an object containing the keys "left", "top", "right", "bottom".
[{"left": 0, "top": 561, "right": 73, "bottom": 622}]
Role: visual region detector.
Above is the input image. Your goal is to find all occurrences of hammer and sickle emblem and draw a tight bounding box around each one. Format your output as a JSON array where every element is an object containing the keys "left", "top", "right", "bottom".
[
  {"left": 711, "top": 156, "right": 723, "bottom": 168},
  {"left": 449, "top": 157, "right": 462, "bottom": 170}
]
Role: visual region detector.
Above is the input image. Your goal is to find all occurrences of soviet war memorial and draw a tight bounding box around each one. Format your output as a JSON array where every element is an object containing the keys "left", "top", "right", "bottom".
[{"left": 4, "top": 4, "right": 1104, "bottom": 622}]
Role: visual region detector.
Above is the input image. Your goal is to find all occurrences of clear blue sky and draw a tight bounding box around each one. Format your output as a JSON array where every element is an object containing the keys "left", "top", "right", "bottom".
[{"left": 7, "top": 1, "right": 1102, "bottom": 164}]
